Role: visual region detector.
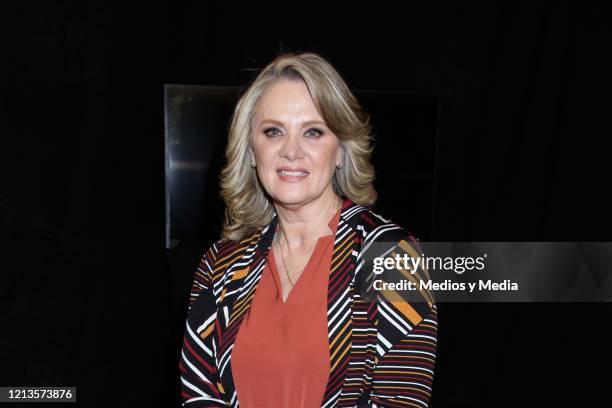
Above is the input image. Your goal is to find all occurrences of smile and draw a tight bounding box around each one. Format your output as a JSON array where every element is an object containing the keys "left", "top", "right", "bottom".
[
  {"left": 278, "top": 170, "right": 308, "bottom": 176},
  {"left": 277, "top": 168, "right": 309, "bottom": 182}
]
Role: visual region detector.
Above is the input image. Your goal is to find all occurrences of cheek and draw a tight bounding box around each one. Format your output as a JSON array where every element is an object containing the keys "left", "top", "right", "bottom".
[
  {"left": 313, "top": 145, "right": 339, "bottom": 170},
  {"left": 254, "top": 145, "right": 276, "bottom": 169}
]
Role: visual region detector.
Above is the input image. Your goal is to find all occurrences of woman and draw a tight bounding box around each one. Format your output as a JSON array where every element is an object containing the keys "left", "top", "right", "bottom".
[{"left": 179, "top": 52, "right": 437, "bottom": 408}]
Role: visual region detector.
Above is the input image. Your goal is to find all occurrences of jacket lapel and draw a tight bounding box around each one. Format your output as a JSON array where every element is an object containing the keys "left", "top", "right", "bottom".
[
  {"left": 217, "top": 198, "right": 366, "bottom": 407},
  {"left": 321, "top": 198, "right": 362, "bottom": 407}
]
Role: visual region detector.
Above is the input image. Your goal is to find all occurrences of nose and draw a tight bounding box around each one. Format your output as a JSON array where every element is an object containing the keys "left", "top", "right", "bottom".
[{"left": 279, "top": 131, "right": 304, "bottom": 161}]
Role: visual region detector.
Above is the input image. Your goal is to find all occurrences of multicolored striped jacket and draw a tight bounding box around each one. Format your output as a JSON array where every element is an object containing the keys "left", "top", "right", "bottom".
[{"left": 179, "top": 198, "right": 438, "bottom": 407}]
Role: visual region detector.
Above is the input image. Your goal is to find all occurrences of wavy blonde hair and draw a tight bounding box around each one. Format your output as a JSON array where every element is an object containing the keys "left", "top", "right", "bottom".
[{"left": 219, "top": 52, "right": 377, "bottom": 241}]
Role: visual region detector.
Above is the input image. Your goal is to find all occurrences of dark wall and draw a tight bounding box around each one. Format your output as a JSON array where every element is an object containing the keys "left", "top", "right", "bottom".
[{"left": 1, "top": 2, "right": 610, "bottom": 407}]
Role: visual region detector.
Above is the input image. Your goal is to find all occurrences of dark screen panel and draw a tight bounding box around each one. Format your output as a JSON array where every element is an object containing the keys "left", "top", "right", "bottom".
[{"left": 164, "top": 85, "right": 437, "bottom": 249}]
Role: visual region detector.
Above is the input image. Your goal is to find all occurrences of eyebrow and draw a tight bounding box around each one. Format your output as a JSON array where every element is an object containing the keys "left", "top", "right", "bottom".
[{"left": 259, "top": 119, "right": 326, "bottom": 127}]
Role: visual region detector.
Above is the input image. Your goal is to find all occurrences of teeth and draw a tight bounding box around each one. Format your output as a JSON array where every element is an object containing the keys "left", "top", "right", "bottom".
[{"left": 279, "top": 170, "right": 308, "bottom": 176}]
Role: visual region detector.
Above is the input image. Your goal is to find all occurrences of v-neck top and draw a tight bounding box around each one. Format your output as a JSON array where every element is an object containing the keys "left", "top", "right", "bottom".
[{"left": 230, "top": 206, "right": 341, "bottom": 408}]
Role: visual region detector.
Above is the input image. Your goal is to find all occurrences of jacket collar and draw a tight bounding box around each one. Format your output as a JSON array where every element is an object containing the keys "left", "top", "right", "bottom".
[{"left": 257, "top": 197, "right": 363, "bottom": 259}]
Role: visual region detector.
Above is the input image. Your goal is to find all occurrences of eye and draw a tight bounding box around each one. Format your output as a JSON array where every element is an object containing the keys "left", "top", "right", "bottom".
[
  {"left": 305, "top": 128, "right": 324, "bottom": 138},
  {"left": 263, "top": 127, "right": 281, "bottom": 137}
]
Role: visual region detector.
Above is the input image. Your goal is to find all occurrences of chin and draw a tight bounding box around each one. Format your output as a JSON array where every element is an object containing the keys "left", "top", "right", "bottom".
[
  {"left": 274, "top": 194, "right": 308, "bottom": 206},
  {"left": 270, "top": 188, "right": 311, "bottom": 205}
]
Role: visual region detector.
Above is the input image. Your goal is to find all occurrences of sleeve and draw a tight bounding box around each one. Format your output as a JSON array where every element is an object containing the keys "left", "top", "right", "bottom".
[
  {"left": 179, "top": 241, "right": 229, "bottom": 407},
  {"left": 369, "top": 234, "right": 438, "bottom": 408}
]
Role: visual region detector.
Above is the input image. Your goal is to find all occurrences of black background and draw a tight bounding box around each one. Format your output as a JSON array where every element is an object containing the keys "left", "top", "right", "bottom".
[{"left": 1, "top": 2, "right": 611, "bottom": 407}]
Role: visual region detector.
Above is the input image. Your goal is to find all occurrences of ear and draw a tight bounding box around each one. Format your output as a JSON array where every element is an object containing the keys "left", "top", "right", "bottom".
[
  {"left": 336, "top": 144, "right": 344, "bottom": 166},
  {"left": 248, "top": 146, "right": 256, "bottom": 166}
]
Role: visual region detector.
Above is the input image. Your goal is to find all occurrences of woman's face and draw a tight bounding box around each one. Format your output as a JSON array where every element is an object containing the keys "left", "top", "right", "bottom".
[{"left": 251, "top": 79, "right": 342, "bottom": 207}]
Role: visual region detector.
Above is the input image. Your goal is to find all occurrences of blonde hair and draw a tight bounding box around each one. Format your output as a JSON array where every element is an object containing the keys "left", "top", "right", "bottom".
[{"left": 219, "top": 52, "right": 377, "bottom": 241}]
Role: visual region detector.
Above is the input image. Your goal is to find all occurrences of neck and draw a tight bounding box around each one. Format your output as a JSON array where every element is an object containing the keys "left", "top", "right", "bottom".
[{"left": 273, "top": 190, "right": 342, "bottom": 251}]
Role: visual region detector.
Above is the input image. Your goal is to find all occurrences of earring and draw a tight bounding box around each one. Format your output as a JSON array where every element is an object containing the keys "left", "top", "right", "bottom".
[
  {"left": 336, "top": 161, "right": 343, "bottom": 169},
  {"left": 250, "top": 160, "right": 256, "bottom": 167}
]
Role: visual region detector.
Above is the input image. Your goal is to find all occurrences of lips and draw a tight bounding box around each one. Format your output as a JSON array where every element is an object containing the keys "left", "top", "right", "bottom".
[
  {"left": 277, "top": 166, "right": 309, "bottom": 182},
  {"left": 277, "top": 167, "right": 309, "bottom": 176}
]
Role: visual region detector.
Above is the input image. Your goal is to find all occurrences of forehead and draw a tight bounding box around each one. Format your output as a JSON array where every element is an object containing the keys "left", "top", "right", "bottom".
[{"left": 255, "top": 80, "right": 323, "bottom": 122}]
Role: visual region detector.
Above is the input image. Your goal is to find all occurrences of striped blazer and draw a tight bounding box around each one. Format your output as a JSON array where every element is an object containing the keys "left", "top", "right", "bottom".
[{"left": 179, "top": 198, "right": 438, "bottom": 407}]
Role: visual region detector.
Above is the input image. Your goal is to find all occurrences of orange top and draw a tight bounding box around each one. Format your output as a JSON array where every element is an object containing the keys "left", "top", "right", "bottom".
[{"left": 230, "top": 207, "right": 341, "bottom": 408}]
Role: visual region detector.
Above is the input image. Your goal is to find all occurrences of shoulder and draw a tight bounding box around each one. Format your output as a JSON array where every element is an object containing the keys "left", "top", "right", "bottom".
[
  {"left": 350, "top": 205, "right": 423, "bottom": 252},
  {"left": 201, "top": 238, "right": 238, "bottom": 264},
  {"left": 190, "top": 236, "right": 255, "bottom": 310},
  {"left": 198, "top": 229, "right": 263, "bottom": 282},
  {"left": 352, "top": 207, "right": 435, "bottom": 327},
  {"left": 199, "top": 236, "right": 247, "bottom": 270}
]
